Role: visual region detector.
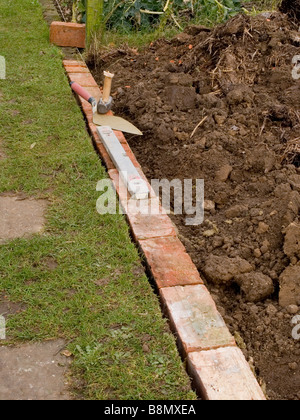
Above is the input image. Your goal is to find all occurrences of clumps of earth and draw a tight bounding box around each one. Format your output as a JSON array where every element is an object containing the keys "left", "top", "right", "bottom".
[{"left": 88, "top": 11, "right": 300, "bottom": 399}]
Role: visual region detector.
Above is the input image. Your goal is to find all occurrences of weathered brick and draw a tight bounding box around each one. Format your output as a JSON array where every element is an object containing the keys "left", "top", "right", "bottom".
[
  {"left": 187, "top": 347, "right": 266, "bottom": 400},
  {"left": 68, "top": 72, "right": 98, "bottom": 88},
  {"left": 108, "top": 168, "right": 130, "bottom": 204},
  {"left": 102, "top": 169, "right": 173, "bottom": 239},
  {"left": 79, "top": 86, "right": 102, "bottom": 101},
  {"left": 89, "top": 126, "right": 115, "bottom": 170},
  {"left": 63, "top": 66, "right": 89, "bottom": 73},
  {"left": 63, "top": 60, "right": 86, "bottom": 68},
  {"left": 159, "top": 285, "right": 236, "bottom": 354},
  {"left": 108, "top": 169, "right": 162, "bottom": 215},
  {"left": 95, "top": 141, "right": 116, "bottom": 170},
  {"left": 50, "top": 22, "right": 86, "bottom": 48},
  {"left": 138, "top": 236, "right": 204, "bottom": 288},
  {"left": 80, "top": 100, "right": 91, "bottom": 112},
  {"left": 127, "top": 207, "right": 177, "bottom": 241},
  {"left": 80, "top": 102, "right": 93, "bottom": 123},
  {"left": 114, "top": 129, "right": 129, "bottom": 145},
  {"left": 136, "top": 168, "right": 157, "bottom": 199},
  {"left": 122, "top": 143, "right": 141, "bottom": 169}
]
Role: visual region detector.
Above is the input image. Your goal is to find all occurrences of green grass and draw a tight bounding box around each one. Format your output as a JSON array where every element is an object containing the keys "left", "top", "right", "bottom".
[{"left": 0, "top": 0, "right": 196, "bottom": 400}]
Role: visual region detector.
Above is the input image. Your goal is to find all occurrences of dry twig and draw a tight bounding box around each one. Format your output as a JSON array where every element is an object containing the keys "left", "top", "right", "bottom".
[{"left": 190, "top": 116, "right": 208, "bottom": 138}]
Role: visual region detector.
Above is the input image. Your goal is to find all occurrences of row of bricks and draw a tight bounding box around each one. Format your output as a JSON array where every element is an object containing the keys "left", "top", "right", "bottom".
[{"left": 63, "top": 60, "right": 266, "bottom": 400}]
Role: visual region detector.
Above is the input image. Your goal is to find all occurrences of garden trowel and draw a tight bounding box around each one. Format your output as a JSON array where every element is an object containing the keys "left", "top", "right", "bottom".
[{"left": 70, "top": 71, "right": 143, "bottom": 136}]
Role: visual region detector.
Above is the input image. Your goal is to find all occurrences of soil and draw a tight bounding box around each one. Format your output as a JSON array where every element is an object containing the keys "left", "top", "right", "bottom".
[
  {"left": 88, "top": 12, "right": 300, "bottom": 400},
  {"left": 280, "top": 0, "right": 300, "bottom": 21},
  {"left": 0, "top": 294, "right": 26, "bottom": 316}
]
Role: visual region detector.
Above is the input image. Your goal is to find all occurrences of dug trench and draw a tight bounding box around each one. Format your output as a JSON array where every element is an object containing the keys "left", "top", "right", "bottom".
[{"left": 88, "top": 12, "right": 300, "bottom": 400}]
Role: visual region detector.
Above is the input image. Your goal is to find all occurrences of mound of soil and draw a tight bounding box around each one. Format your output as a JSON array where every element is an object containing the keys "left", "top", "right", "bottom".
[{"left": 88, "top": 13, "right": 300, "bottom": 399}]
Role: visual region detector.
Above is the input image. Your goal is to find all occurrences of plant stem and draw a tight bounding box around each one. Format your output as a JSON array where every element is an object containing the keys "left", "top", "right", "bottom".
[{"left": 86, "top": 0, "right": 104, "bottom": 46}]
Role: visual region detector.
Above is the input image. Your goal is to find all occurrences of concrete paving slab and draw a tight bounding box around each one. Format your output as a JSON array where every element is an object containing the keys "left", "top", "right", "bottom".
[
  {"left": 0, "top": 195, "right": 47, "bottom": 243},
  {"left": 0, "top": 339, "right": 72, "bottom": 400}
]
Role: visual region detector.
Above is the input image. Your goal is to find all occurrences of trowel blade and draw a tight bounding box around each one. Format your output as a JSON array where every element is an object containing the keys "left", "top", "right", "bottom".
[{"left": 93, "top": 114, "right": 143, "bottom": 136}]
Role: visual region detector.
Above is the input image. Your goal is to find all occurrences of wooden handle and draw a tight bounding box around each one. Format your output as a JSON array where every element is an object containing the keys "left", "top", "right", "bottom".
[{"left": 102, "top": 71, "right": 114, "bottom": 103}]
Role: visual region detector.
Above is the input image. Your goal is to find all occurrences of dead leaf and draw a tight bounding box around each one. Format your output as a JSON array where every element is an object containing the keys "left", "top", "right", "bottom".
[{"left": 61, "top": 349, "right": 72, "bottom": 358}]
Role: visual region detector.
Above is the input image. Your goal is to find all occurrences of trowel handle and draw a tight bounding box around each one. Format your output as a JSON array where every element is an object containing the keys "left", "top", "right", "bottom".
[
  {"left": 70, "top": 82, "right": 97, "bottom": 109},
  {"left": 102, "top": 71, "right": 114, "bottom": 103}
]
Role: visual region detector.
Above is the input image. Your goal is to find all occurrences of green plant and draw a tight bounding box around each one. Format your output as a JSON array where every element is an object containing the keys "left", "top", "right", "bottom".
[
  {"left": 194, "top": 0, "right": 242, "bottom": 23},
  {"left": 71, "top": 0, "right": 242, "bottom": 32},
  {"left": 102, "top": 0, "right": 242, "bottom": 31},
  {"left": 72, "top": 0, "right": 86, "bottom": 22}
]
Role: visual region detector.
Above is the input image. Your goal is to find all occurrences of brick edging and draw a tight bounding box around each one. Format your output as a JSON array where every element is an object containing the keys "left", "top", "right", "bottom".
[{"left": 63, "top": 60, "right": 266, "bottom": 401}]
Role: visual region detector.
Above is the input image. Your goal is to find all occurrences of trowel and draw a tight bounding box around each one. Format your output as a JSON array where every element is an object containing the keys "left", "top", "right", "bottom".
[{"left": 70, "top": 71, "right": 143, "bottom": 136}]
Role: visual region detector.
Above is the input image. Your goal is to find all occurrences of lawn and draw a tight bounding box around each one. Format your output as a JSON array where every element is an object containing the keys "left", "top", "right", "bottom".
[{"left": 0, "top": 0, "right": 196, "bottom": 400}]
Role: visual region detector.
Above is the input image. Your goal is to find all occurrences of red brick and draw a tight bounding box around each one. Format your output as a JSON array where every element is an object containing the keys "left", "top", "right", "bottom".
[
  {"left": 70, "top": 85, "right": 101, "bottom": 102},
  {"left": 127, "top": 207, "right": 177, "bottom": 241},
  {"left": 68, "top": 72, "right": 98, "bottom": 88},
  {"left": 187, "top": 347, "right": 266, "bottom": 400},
  {"left": 159, "top": 285, "right": 236, "bottom": 354},
  {"left": 82, "top": 87, "right": 101, "bottom": 100},
  {"left": 122, "top": 143, "right": 141, "bottom": 168},
  {"left": 136, "top": 168, "right": 157, "bottom": 199},
  {"left": 138, "top": 236, "right": 204, "bottom": 288},
  {"left": 63, "top": 66, "right": 89, "bottom": 73},
  {"left": 108, "top": 168, "right": 161, "bottom": 210},
  {"left": 80, "top": 100, "right": 92, "bottom": 113},
  {"left": 63, "top": 60, "right": 86, "bottom": 68},
  {"left": 50, "top": 22, "right": 86, "bottom": 48},
  {"left": 89, "top": 124, "right": 101, "bottom": 140},
  {"left": 89, "top": 126, "right": 116, "bottom": 170},
  {"left": 95, "top": 141, "right": 116, "bottom": 170},
  {"left": 108, "top": 168, "right": 130, "bottom": 204},
  {"left": 114, "top": 129, "right": 129, "bottom": 145},
  {"left": 81, "top": 102, "right": 93, "bottom": 123},
  {"left": 107, "top": 169, "right": 174, "bottom": 238}
]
